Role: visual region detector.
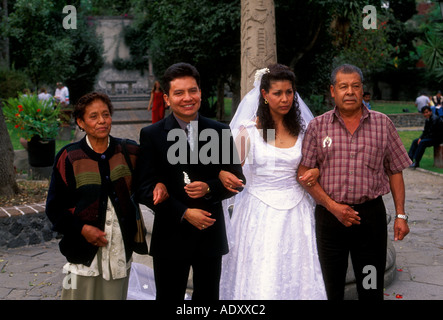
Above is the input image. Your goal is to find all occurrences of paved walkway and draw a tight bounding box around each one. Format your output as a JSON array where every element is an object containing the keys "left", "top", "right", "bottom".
[
  {"left": 1, "top": 167, "right": 442, "bottom": 300},
  {"left": 1, "top": 98, "right": 442, "bottom": 300}
]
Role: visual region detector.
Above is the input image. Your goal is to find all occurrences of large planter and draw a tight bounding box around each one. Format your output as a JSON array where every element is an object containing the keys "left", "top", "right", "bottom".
[{"left": 27, "top": 136, "right": 55, "bottom": 167}]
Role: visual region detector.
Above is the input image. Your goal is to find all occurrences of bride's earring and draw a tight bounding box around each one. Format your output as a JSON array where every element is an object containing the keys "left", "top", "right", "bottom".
[{"left": 264, "top": 98, "right": 268, "bottom": 104}]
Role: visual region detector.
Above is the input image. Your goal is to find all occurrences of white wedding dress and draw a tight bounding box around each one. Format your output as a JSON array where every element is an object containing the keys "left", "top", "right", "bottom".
[{"left": 220, "top": 122, "right": 327, "bottom": 300}]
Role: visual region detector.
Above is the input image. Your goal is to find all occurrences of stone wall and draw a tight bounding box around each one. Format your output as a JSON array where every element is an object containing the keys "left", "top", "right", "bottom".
[
  {"left": 387, "top": 113, "right": 425, "bottom": 128},
  {"left": 92, "top": 16, "right": 153, "bottom": 95},
  {"left": 0, "top": 204, "right": 58, "bottom": 248}
]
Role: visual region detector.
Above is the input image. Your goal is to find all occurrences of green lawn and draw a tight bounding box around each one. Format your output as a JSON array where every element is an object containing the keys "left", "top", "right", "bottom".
[
  {"left": 397, "top": 130, "right": 443, "bottom": 174},
  {"left": 371, "top": 101, "right": 416, "bottom": 114}
]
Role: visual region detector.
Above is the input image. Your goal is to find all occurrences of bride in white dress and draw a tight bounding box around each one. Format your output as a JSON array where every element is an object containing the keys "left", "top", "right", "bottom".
[{"left": 219, "top": 64, "right": 326, "bottom": 300}]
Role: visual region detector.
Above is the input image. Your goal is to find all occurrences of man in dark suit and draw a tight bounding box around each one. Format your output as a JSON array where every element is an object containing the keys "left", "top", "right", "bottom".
[{"left": 136, "top": 62, "right": 244, "bottom": 300}]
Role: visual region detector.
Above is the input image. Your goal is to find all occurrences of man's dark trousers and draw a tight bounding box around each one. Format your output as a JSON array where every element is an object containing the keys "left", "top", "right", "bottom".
[{"left": 315, "top": 197, "right": 387, "bottom": 300}]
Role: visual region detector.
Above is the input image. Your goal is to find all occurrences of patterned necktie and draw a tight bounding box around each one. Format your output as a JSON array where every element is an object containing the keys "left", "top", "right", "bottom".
[{"left": 186, "top": 122, "right": 195, "bottom": 151}]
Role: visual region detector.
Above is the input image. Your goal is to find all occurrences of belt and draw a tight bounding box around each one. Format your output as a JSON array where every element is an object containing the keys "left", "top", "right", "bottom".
[{"left": 341, "top": 196, "right": 382, "bottom": 210}]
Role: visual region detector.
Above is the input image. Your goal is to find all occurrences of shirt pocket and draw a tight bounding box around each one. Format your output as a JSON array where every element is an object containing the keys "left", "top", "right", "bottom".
[{"left": 363, "top": 146, "right": 384, "bottom": 171}]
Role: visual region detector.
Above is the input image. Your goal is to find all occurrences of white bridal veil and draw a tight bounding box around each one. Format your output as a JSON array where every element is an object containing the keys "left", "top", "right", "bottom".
[{"left": 223, "top": 68, "right": 315, "bottom": 248}]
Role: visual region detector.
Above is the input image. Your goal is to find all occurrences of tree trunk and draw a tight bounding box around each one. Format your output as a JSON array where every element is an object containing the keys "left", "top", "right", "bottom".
[
  {"left": 0, "top": 106, "right": 19, "bottom": 197},
  {"left": 216, "top": 78, "right": 225, "bottom": 122},
  {"left": 1, "top": 0, "right": 10, "bottom": 67}
]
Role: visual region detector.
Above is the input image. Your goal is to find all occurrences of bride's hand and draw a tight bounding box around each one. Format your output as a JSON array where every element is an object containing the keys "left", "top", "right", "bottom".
[
  {"left": 219, "top": 170, "right": 244, "bottom": 193},
  {"left": 298, "top": 168, "right": 319, "bottom": 187}
]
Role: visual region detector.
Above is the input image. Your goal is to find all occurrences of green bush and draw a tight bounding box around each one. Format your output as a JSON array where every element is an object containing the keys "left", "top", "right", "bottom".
[{"left": 0, "top": 67, "right": 31, "bottom": 100}]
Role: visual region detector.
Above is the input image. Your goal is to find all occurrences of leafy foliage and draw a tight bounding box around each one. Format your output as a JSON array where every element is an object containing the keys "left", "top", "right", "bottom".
[
  {"left": 6, "top": 0, "right": 75, "bottom": 87},
  {"left": 64, "top": 16, "right": 104, "bottom": 105},
  {"left": 0, "top": 67, "right": 31, "bottom": 100},
  {"left": 332, "top": 11, "right": 394, "bottom": 77},
  {"left": 3, "top": 0, "right": 104, "bottom": 103},
  {"left": 421, "top": 23, "right": 443, "bottom": 83},
  {"left": 2, "top": 94, "right": 60, "bottom": 140},
  {"left": 130, "top": 0, "right": 240, "bottom": 115}
]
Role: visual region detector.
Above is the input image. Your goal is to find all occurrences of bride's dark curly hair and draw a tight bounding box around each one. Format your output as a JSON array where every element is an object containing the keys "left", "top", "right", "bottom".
[{"left": 257, "top": 64, "right": 304, "bottom": 141}]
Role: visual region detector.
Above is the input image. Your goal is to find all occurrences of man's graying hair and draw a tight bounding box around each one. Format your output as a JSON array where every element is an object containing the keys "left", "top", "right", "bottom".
[{"left": 330, "top": 64, "right": 364, "bottom": 85}]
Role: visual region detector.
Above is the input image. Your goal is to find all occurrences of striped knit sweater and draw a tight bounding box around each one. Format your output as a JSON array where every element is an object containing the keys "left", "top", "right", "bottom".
[{"left": 46, "top": 136, "right": 139, "bottom": 266}]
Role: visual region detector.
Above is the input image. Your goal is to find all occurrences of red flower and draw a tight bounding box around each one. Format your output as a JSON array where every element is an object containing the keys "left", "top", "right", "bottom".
[
  {"left": 15, "top": 113, "right": 20, "bottom": 117},
  {"left": 36, "top": 108, "right": 41, "bottom": 112},
  {"left": 15, "top": 124, "right": 19, "bottom": 128},
  {"left": 18, "top": 105, "right": 23, "bottom": 109}
]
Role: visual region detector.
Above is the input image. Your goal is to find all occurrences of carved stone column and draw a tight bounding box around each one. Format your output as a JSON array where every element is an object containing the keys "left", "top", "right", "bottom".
[{"left": 241, "top": 0, "right": 277, "bottom": 98}]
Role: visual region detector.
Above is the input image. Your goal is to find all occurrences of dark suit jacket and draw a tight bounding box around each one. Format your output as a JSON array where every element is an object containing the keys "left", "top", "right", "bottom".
[
  {"left": 135, "top": 114, "right": 244, "bottom": 259},
  {"left": 421, "top": 114, "right": 443, "bottom": 144}
]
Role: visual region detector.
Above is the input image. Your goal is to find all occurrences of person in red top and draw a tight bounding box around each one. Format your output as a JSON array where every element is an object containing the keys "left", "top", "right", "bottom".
[
  {"left": 148, "top": 80, "right": 166, "bottom": 123},
  {"left": 298, "top": 64, "right": 411, "bottom": 300}
]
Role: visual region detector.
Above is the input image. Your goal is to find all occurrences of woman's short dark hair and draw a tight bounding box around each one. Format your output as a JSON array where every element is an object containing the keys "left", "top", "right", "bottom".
[
  {"left": 257, "top": 63, "right": 304, "bottom": 141},
  {"left": 161, "top": 62, "right": 200, "bottom": 95},
  {"left": 73, "top": 91, "right": 114, "bottom": 123}
]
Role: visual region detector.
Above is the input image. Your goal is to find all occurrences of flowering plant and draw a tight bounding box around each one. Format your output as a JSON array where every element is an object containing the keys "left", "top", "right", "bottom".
[{"left": 2, "top": 93, "right": 61, "bottom": 140}]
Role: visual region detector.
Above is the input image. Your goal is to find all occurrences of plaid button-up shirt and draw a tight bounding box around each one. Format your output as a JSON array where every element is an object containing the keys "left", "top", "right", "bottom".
[{"left": 301, "top": 106, "right": 412, "bottom": 205}]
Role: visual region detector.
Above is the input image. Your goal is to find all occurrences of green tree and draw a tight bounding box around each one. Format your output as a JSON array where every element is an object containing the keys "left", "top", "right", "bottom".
[
  {"left": 64, "top": 16, "right": 104, "bottom": 105},
  {"left": 130, "top": 0, "right": 240, "bottom": 120},
  {"left": 418, "top": 4, "right": 443, "bottom": 85},
  {"left": 6, "top": 0, "right": 75, "bottom": 88},
  {"left": 333, "top": 11, "right": 394, "bottom": 77},
  {"left": 4, "top": 0, "right": 104, "bottom": 102}
]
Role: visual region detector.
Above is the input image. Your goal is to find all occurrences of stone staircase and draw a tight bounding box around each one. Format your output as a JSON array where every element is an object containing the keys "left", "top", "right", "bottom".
[{"left": 110, "top": 95, "right": 152, "bottom": 125}]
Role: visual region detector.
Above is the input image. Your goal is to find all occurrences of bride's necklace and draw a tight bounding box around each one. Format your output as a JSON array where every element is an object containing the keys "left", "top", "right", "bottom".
[
  {"left": 275, "top": 125, "right": 287, "bottom": 146},
  {"left": 275, "top": 127, "right": 297, "bottom": 148},
  {"left": 276, "top": 133, "right": 285, "bottom": 146}
]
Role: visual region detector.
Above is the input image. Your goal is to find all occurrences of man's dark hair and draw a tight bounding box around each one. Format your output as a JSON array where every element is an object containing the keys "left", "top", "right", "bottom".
[
  {"left": 330, "top": 64, "right": 364, "bottom": 85},
  {"left": 162, "top": 62, "right": 201, "bottom": 96},
  {"left": 421, "top": 106, "right": 432, "bottom": 113}
]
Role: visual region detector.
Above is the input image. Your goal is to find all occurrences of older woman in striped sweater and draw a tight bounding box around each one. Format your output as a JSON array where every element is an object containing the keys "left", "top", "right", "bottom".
[{"left": 46, "top": 92, "right": 167, "bottom": 300}]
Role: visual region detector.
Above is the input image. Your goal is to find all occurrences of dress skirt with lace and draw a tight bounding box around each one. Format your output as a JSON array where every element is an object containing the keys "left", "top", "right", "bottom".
[{"left": 220, "top": 124, "right": 326, "bottom": 300}]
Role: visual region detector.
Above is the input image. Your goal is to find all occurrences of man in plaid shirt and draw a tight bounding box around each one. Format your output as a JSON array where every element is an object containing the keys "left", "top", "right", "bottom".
[{"left": 298, "top": 64, "right": 411, "bottom": 300}]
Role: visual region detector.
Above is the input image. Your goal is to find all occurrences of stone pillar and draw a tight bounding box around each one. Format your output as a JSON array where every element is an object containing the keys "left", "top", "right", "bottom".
[
  {"left": 241, "top": 0, "right": 277, "bottom": 98},
  {"left": 434, "top": 143, "right": 443, "bottom": 168}
]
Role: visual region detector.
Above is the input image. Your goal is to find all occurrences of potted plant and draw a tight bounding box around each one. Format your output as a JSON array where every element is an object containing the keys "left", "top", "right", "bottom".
[{"left": 2, "top": 93, "right": 61, "bottom": 167}]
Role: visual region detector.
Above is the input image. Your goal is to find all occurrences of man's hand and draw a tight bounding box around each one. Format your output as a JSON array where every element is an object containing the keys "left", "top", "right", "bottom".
[
  {"left": 183, "top": 208, "right": 216, "bottom": 230},
  {"left": 394, "top": 218, "right": 409, "bottom": 241},
  {"left": 184, "top": 181, "right": 210, "bottom": 199},
  {"left": 329, "top": 203, "right": 361, "bottom": 227},
  {"left": 153, "top": 182, "right": 169, "bottom": 205}
]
